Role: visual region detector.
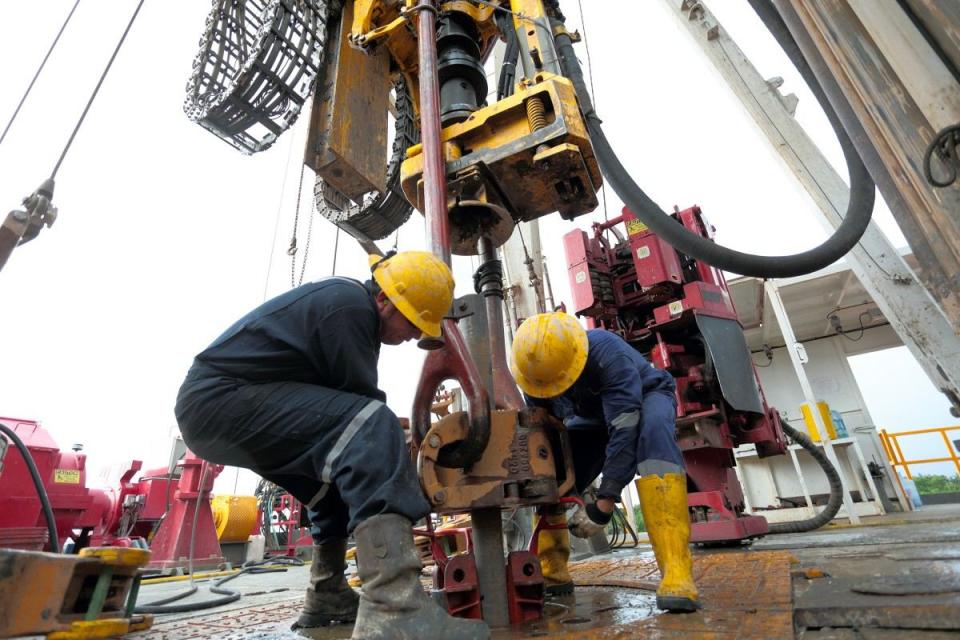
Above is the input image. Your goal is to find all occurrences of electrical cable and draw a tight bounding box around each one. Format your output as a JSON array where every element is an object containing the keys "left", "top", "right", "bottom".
[
  {"left": 612, "top": 504, "right": 639, "bottom": 548},
  {"left": 51, "top": 0, "right": 146, "bottom": 179},
  {"left": 0, "top": 0, "right": 81, "bottom": 147},
  {"left": 0, "top": 423, "right": 60, "bottom": 553},
  {"left": 768, "top": 422, "right": 843, "bottom": 534},
  {"left": 923, "top": 124, "right": 960, "bottom": 189},
  {"left": 748, "top": 320, "right": 891, "bottom": 353},
  {"left": 892, "top": 0, "right": 960, "bottom": 189},
  {"left": 551, "top": 2, "right": 875, "bottom": 279}
]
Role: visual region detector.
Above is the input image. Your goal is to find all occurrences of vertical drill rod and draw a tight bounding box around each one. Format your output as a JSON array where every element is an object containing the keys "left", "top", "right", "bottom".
[
  {"left": 415, "top": 1, "right": 451, "bottom": 264},
  {"left": 414, "top": 3, "right": 507, "bottom": 626},
  {"left": 470, "top": 507, "right": 511, "bottom": 627},
  {"left": 478, "top": 235, "right": 524, "bottom": 410}
]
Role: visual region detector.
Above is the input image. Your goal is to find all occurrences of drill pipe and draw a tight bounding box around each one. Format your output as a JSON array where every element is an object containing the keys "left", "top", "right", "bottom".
[
  {"left": 477, "top": 235, "right": 524, "bottom": 410},
  {"left": 415, "top": 1, "right": 451, "bottom": 264}
]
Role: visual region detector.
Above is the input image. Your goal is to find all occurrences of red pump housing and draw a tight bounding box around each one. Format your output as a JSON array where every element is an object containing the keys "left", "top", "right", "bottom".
[
  {"left": 0, "top": 417, "right": 104, "bottom": 551},
  {"left": 1, "top": 417, "right": 226, "bottom": 569}
]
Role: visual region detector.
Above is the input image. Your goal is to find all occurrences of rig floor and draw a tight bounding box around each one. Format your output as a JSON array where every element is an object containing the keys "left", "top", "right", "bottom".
[{"left": 127, "top": 504, "right": 960, "bottom": 640}]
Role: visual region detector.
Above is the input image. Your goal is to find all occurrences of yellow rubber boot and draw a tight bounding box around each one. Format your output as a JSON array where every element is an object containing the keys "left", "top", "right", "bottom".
[
  {"left": 535, "top": 508, "right": 574, "bottom": 595},
  {"left": 636, "top": 474, "right": 700, "bottom": 612}
]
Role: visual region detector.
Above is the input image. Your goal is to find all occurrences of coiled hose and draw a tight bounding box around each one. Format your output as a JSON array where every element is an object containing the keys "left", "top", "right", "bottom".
[
  {"left": 549, "top": 2, "right": 876, "bottom": 278},
  {"left": 134, "top": 557, "right": 303, "bottom": 614},
  {"left": 768, "top": 422, "right": 843, "bottom": 534}
]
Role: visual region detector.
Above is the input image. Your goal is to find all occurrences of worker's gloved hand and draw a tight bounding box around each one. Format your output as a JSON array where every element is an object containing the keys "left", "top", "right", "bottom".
[{"left": 568, "top": 500, "right": 612, "bottom": 539}]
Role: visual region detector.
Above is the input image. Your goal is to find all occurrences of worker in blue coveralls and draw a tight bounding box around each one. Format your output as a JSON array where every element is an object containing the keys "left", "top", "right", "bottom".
[
  {"left": 175, "top": 251, "right": 488, "bottom": 640},
  {"left": 510, "top": 312, "right": 700, "bottom": 612}
]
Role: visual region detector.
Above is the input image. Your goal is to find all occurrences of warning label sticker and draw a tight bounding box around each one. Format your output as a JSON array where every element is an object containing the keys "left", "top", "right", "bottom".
[
  {"left": 626, "top": 219, "right": 648, "bottom": 235},
  {"left": 668, "top": 301, "right": 684, "bottom": 316},
  {"left": 54, "top": 469, "right": 81, "bottom": 484},
  {"left": 575, "top": 270, "right": 587, "bottom": 284},
  {"left": 636, "top": 246, "right": 651, "bottom": 259}
]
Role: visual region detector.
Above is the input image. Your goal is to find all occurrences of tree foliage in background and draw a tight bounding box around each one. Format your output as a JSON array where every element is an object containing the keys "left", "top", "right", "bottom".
[{"left": 913, "top": 474, "right": 960, "bottom": 494}]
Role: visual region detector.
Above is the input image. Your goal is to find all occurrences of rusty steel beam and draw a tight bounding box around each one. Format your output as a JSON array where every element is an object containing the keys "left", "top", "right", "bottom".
[
  {"left": 775, "top": 0, "right": 960, "bottom": 330},
  {"left": 669, "top": 0, "right": 960, "bottom": 416}
]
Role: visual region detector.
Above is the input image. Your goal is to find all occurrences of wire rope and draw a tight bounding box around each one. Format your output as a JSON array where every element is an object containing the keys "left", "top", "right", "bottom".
[
  {"left": 51, "top": 0, "right": 146, "bottom": 179},
  {"left": 0, "top": 0, "right": 81, "bottom": 147}
]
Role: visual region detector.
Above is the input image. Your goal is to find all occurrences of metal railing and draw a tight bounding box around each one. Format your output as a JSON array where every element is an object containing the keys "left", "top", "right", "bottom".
[{"left": 880, "top": 425, "right": 960, "bottom": 479}]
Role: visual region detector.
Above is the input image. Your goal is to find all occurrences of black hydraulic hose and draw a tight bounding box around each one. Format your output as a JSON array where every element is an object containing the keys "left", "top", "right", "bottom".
[
  {"left": 551, "top": 2, "right": 875, "bottom": 279},
  {"left": 0, "top": 423, "right": 60, "bottom": 553},
  {"left": 495, "top": 11, "right": 519, "bottom": 100},
  {"left": 134, "top": 558, "right": 302, "bottom": 614},
  {"left": 768, "top": 422, "right": 843, "bottom": 534}
]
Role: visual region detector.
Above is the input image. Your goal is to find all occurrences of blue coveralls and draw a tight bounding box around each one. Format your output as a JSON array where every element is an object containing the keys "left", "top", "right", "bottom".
[
  {"left": 528, "top": 329, "right": 684, "bottom": 499},
  {"left": 175, "top": 277, "right": 430, "bottom": 543}
]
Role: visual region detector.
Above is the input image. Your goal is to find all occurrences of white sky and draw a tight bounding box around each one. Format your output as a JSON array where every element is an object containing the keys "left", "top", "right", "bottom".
[{"left": 0, "top": 1, "right": 955, "bottom": 494}]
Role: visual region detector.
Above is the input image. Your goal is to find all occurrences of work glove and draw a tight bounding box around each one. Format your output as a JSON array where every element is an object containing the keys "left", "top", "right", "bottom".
[{"left": 567, "top": 500, "right": 612, "bottom": 539}]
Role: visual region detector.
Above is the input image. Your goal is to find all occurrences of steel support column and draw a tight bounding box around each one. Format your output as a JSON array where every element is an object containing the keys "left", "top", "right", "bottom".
[{"left": 765, "top": 280, "right": 861, "bottom": 525}]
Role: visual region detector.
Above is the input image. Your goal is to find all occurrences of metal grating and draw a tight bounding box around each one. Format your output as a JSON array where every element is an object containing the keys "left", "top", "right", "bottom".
[
  {"left": 314, "top": 78, "right": 419, "bottom": 240},
  {"left": 184, "top": 0, "right": 329, "bottom": 154}
]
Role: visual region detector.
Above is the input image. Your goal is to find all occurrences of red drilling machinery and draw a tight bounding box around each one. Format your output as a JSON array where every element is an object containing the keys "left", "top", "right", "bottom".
[
  {"left": 563, "top": 206, "right": 788, "bottom": 544},
  {"left": 0, "top": 417, "right": 226, "bottom": 569}
]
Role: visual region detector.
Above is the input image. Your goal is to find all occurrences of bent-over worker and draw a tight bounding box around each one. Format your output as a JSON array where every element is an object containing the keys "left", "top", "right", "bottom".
[
  {"left": 175, "top": 251, "right": 488, "bottom": 640},
  {"left": 510, "top": 312, "right": 700, "bottom": 612}
]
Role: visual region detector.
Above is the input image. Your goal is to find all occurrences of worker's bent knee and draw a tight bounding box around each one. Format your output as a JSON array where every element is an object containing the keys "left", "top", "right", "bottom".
[{"left": 326, "top": 403, "right": 431, "bottom": 531}]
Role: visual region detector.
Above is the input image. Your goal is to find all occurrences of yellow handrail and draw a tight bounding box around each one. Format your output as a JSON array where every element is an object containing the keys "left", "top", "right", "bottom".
[{"left": 879, "top": 425, "right": 960, "bottom": 480}]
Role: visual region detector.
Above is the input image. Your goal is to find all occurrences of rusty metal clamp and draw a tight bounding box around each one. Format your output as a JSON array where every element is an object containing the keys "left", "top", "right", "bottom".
[{"left": 1, "top": 178, "right": 57, "bottom": 273}]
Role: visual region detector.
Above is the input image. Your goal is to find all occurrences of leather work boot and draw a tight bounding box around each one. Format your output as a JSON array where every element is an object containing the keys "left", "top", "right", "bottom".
[
  {"left": 636, "top": 474, "right": 701, "bottom": 612},
  {"left": 535, "top": 507, "right": 574, "bottom": 595},
  {"left": 292, "top": 539, "right": 360, "bottom": 629},
  {"left": 351, "top": 513, "right": 489, "bottom": 640}
]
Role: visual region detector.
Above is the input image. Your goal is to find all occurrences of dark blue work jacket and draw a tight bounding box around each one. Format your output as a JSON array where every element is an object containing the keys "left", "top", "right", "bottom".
[
  {"left": 528, "top": 329, "right": 675, "bottom": 498},
  {"left": 190, "top": 277, "right": 385, "bottom": 402}
]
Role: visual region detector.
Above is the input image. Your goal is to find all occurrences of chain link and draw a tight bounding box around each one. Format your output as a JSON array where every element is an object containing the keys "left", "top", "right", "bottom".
[{"left": 289, "top": 163, "right": 307, "bottom": 288}]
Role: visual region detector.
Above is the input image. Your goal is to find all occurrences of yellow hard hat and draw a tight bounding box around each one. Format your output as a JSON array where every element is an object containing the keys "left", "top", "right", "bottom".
[
  {"left": 510, "top": 312, "right": 588, "bottom": 398},
  {"left": 369, "top": 251, "right": 454, "bottom": 338}
]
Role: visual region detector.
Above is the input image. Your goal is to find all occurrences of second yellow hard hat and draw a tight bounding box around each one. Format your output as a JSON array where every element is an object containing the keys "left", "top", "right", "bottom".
[{"left": 510, "top": 312, "right": 588, "bottom": 398}]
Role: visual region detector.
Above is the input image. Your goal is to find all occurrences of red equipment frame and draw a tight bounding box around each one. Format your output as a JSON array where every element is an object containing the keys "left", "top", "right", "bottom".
[
  {"left": 564, "top": 206, "right": 787, "bottom": 544},
  {"left": 415, "top": 517, "right": 544, "bottom": 624},
  {"left": 268, "top": 493, "right": 313, "bottom": 557}
]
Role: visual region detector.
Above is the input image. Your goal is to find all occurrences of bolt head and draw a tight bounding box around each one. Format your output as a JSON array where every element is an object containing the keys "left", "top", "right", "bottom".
[{"left": 433, "top": 491, "right": 446, "bottom": 503}]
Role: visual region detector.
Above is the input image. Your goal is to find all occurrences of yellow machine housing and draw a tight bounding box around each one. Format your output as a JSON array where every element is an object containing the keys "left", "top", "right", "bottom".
[
  {"left": 400, "top": 73, "right": 601, "bottom": 254},
  {"left": 343, "top": 0, "right": 602, "bottom": 254}
]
